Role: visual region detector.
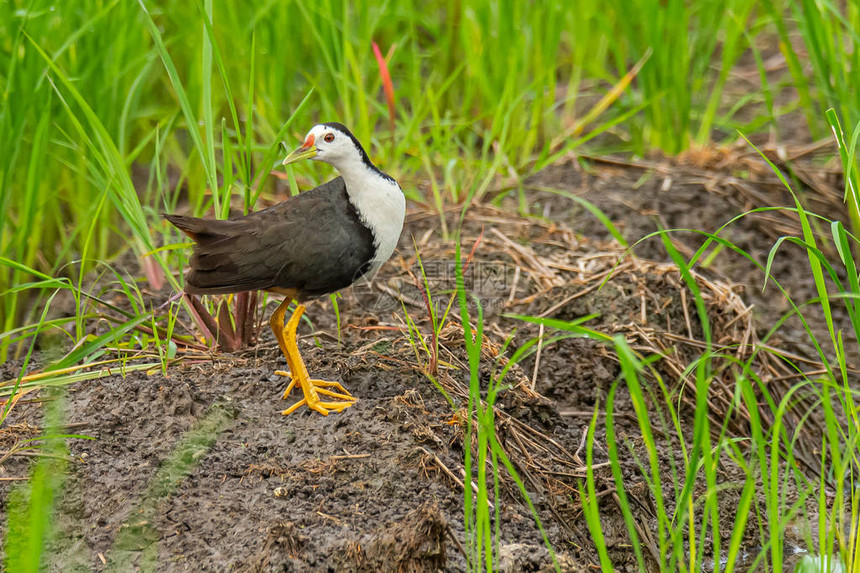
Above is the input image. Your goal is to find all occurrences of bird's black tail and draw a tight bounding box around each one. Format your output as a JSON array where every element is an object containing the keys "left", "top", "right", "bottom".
[
  {"left": 165, "top": 213, "right": 272, "bottom": 295},
  {"left": 164, "top": 213, "right": 236, "bottom": 245}
]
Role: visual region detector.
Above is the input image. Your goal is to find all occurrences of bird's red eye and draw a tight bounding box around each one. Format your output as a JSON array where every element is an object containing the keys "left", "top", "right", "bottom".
[{"left": 323, "top": 133, "right": 335, "bottom": 143}]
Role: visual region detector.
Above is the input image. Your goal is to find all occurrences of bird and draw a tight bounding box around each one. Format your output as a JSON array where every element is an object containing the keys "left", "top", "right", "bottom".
[{"left": 166, "top": 122, "right": 406, "bottom": 416}]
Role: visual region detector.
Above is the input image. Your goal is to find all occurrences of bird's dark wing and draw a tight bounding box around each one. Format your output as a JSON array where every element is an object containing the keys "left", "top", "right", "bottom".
[{"left": 165, "top": 177, "right": 375, "bottom": 298}]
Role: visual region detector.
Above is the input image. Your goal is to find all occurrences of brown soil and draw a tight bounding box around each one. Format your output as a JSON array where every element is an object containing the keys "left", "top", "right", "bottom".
[{"left": 1, "top": 151, "right": 855, "bottom": 572}]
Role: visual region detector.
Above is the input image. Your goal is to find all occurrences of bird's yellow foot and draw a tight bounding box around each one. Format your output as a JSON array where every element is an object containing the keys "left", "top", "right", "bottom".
[
  {"left": 275, "top": 370, "right": 356, "bottom": 416},
  {"left": 270, "top": 300, "right": 357, "bottom": 416}
]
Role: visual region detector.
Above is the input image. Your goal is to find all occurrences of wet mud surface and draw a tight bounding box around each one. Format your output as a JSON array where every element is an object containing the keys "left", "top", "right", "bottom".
[{"left": 2, "top": 156, "right": 854, "bottom": 571}]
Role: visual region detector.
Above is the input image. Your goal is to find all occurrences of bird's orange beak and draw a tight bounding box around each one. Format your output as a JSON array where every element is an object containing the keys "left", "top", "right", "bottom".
[{"left": 282, "top": 133, "right": 318, "bottom": 165}]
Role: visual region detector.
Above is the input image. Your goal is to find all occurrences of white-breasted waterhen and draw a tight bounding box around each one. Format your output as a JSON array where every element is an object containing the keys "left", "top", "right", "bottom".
[{"left": 166, "top": 122, "right": 405, "bottom": 416}]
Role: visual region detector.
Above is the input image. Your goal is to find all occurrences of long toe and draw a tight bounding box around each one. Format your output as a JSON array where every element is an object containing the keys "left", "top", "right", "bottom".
[
  {"left": 278, "top": 374, "right": 299, "bottom": 399},
  {"left": 311, "top": 400, "right": 354, "bottom": 415},
  {"left": 315, "top": 388, "right": 357, "bottom": 401},
  {"left": 309, "top": 379, "right": 353, "bottom": 396},
  {"left": 281, "top": 398, "right": 310, "bottom": 416}
]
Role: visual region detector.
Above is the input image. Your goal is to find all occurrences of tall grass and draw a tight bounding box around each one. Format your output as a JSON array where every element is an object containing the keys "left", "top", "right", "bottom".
[
  {"left": 512, "top": 136, "right": 860, "bottom": 570},
  {"left": 452, "top": 236, "right": 561, "bottom": 571},
  {"left": 3, "top": 390, "right": 95, "bottom": 573},
  {"left": 607, "top": 0, "right": 759, "bottom": 153},
  {"left": 772, "top": 0, "right": 860, "bottom": 234},
  {"left": 769, "top": 0, "right": 860, "bottom": 140},
  {"left": 1, "top": 0, "right": 814, "bottom": 359}
]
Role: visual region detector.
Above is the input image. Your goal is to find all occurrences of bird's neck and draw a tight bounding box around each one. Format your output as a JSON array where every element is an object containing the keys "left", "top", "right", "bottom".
[{"left": 333, "top": 159, "right": 386, "bottom": 190}]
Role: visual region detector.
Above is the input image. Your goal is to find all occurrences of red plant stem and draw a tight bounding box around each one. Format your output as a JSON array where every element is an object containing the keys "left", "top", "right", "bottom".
[
  {"left": 216, "top": 299, "right": 238, "bottom": 351},
  {"left": 372, "top": 41, "right": 396, "bottom": 135},
  {"left": 235, "top": 291, "right": 248, "bottom": 345},
  {"left": 243, "top": 291, "right": 258, "bottom": 346},
  {"left": 187, "top": 294, "right": 217, "bottom": 344}
]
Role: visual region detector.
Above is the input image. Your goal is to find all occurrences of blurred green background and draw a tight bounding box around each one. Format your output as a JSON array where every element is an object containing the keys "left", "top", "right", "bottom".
[{"left": 1, "top": 0, "right": 858, "bottom": 352}]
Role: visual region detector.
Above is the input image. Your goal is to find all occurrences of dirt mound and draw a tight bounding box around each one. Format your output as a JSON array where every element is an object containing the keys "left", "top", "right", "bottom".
[{"left": 1, "top": 162, "right": 838, "bottom": 570}]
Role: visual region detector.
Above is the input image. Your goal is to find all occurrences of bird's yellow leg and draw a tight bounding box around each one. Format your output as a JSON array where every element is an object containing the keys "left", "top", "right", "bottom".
[{"left": 270, "top": 301, "right": 356, "bottom": 416}]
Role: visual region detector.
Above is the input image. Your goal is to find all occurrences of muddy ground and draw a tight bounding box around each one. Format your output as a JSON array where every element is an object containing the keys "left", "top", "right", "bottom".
[{"left": 1, "top": 151, "right": 856, "bottom": 572}]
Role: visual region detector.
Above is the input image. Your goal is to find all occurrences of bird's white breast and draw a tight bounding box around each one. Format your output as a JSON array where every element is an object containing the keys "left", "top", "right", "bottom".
[{"left": 340, "top": 164, "right": 406, "bottom": 275}]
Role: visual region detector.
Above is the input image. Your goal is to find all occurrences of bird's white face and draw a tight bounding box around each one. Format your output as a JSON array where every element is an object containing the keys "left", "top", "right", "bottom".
[
  {"left": 282, "top": 124, "right": 361, "bottom": 170},
  {"left": 304, "top": 124, "right": 358, "bottom": 165}
]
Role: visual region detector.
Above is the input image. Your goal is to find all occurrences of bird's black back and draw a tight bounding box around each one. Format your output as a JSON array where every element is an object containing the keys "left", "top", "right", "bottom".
[{"left": 166, "top": 177, "right": 375, "bottom": 299}]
